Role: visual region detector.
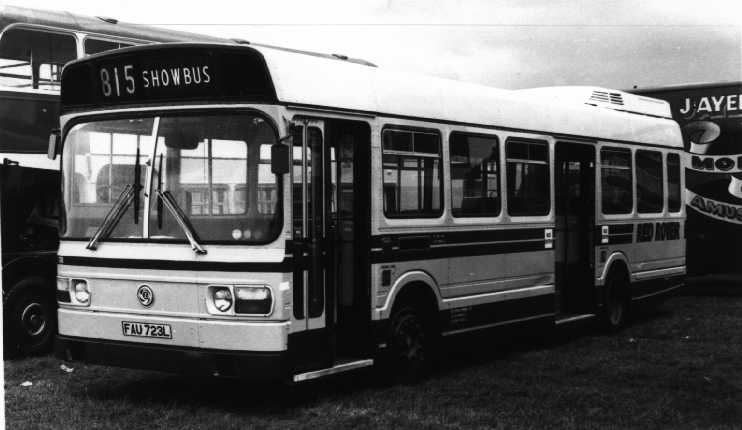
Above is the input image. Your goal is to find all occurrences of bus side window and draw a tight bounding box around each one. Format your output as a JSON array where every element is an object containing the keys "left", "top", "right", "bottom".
[
  {"left": 0, "top": 27, "right": 77, "bottom": 90},
  {"left": 667, "top": 153, "right": 681, "bottom": 213},
  {"left": 636, "top": 149, "right": 663, "bottom": 213},
  {"left": 505, "top": 138, "right": 550, "bottom": 216},
  {"left": 381, "top": 128, "right": 442, "bottom": 218},
  {"left": 600, "top": 147, "right": 633, "bottom": 214},
  {"left": 450, "top": 132, "right": 501, "bottom": 217}
]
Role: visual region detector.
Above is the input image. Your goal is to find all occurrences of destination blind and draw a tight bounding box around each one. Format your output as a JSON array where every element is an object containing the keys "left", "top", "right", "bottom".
[{"left": 60, "top": 44, "right": 277, "bottom": 110}]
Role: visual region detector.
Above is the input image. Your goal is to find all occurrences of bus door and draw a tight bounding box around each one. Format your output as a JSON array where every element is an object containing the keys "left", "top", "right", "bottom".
[
  {"left": 291, "top": 118, "right": 372, "bottom": 368},
  {"left": 291, "top": 120, "right": 328, "bottom": 332},
  {"left": 555, "top": 142, "right": 596, "bottom": 314}
]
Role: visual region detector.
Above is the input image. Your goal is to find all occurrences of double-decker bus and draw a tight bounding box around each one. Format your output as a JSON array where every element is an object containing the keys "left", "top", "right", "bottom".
[
  {"left": 53, "top": 43, "right": 685, "bottom": 382},
  {"left": 0, "top": 5, "right": 224, "bottom": 355}
]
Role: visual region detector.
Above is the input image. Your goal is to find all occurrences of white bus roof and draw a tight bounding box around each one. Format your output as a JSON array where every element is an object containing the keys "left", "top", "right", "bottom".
[
  {"left": 62, "top": 42, "right": 683, "bottom": 149},
  {"left": 254, "top": 45, "right": 681, "bottom": 148}
]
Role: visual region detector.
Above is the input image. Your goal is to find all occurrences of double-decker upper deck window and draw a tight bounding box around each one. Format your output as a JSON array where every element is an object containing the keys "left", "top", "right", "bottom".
[
  {"left": 601, "top": 147, "right": 632, "bottom": 214},
  {"left": 450, "top": 132, "right": 500, "bottom": 217},
  {"left": 667, "top": 153, "right": 681, "bottom": 213},
  {"left": 382, "top": 128, "right": 442, "bottom": 217},
  {"left": 506, "top": 139, "right": 550, "bottom": 216},
  {"left": 84, "top": 38, "right": 134, "bottom": 56},
  {"left": 636, "top": 149, "right": 663, "bottom": 213},
  {"left": 0, "top": 28, "right": 76, "bottom": 90}
]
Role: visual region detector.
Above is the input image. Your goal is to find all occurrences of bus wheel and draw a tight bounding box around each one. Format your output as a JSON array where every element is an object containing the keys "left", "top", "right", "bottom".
[
  {"left": 4, "top": 278, "right": 56, "bottom": 356},
  {"left": 388, "top": 304, "right": 435, "bottom": 382},
  {"left": 601, "top": 270, "right": 629, "bottom": 331}
]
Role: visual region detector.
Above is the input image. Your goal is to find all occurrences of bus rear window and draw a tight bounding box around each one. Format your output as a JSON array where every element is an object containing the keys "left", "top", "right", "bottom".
[{"left": 0, "top": 28, "right": 76, "bottom": 91}]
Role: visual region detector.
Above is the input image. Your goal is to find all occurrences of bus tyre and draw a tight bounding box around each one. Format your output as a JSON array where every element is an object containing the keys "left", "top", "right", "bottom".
[
  {"left": 3, "top": 278, "right": 56, "bottom": 357},
  {"left": 601, "top": 271, "right": 629, "bottom": 331},
  {"left": 388, "top": 304, "right": 436, "bottom": 382}
]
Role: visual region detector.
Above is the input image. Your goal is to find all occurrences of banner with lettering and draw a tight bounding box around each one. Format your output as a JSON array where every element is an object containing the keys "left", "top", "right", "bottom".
[{"left": 633, "top": 83, "right": 742, "bottom": 276}]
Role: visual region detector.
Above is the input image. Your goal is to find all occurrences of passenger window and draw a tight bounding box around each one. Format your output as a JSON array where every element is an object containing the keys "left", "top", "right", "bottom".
[
  {"left": 506, "top": 139, "right": 550, "bottom": 216},
  {"left": 84, "top": 39, "right": 134, "bottom": 56},
  {"left": 600, "top": 147, "right": 633, "bottom": 214},
  {"left": 0, "top": 28, "right": 77, "bottom": 90},
  {"left": 636, "top": 150, "right": 663, "bottom": 213},
  {"left": 667, "top": 153, "right": 681, "bottom": 213},
  {"left": 382, "top": 128, "right": 442, "bottom": 218},
  {"left": 449, "top": 132, "right": 500, "bottom": 217}
]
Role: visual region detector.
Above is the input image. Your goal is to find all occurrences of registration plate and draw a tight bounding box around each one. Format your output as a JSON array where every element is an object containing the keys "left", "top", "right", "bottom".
[{"left": 121, "top": 321, "right": 172, "bottom": 339}]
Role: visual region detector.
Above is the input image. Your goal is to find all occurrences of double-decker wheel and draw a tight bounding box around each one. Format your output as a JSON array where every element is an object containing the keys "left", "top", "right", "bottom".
[{"left": 4, "top": 278, "right": 56, "bottom": 356}]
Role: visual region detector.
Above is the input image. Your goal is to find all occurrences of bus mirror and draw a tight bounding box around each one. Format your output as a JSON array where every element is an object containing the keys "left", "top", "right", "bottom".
[
  {"left": 271, "top": 142, "right": 290, "bottom": 175},
  {"left": 48, "top": 130, "right": 61, "bottom": 160}
]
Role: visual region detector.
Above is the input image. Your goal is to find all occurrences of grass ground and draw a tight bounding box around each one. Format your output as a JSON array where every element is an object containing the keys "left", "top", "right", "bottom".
[{"left": 5, "top": 295, "right": 742, "bottom": 429}]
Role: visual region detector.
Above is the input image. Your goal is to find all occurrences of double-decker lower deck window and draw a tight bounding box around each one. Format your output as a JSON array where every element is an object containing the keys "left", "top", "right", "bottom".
[
  {"left": 450, "top": 132, "right": 500, "bottom": 217},
  {"left": 506, "top": 139, "right": 549, "bottom": 216},
  {"left": 382, "top": 128, "right": 442, "bottom": 217},
  {"left": 667, "top": 153, "right": 681, "bottom": 213},
  {"left": 636, "top": 149, "right": 663, "bottom": 213},
  {"left": 601, "top": 147, "right": 633, "bottom": 214}
]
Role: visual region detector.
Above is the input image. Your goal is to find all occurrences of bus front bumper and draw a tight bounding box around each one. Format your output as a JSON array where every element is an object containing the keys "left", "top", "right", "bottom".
[{"left": 55, "top": 335, "right": 289, "bottom": 380}]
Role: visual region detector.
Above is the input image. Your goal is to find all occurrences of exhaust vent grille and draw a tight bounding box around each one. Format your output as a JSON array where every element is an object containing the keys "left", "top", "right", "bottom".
[{"left": 589, "top": 90, "right": 624, "bottom": 106}]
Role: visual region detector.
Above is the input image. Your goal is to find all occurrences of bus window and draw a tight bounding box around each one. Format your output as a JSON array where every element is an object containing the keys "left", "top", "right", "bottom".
[
  {"left": 600, "top": 147, "right": 632, "bottom": 214},
  {"left": 450, "top": 132, "right": 500, "bottom": 217},
  {"left": 636, "top": 150, "right": 663, "bottom": 213},
  {"left": 84, "top": 38, "right": 134, "bottom": 56},
  {"left": 505, "top": 139, "right": 549, "bottom": 216},
  {"left": 382, "top": 128, "right": 442, "bottom": 218},
  {"left": 667, "top": 153, "right": 681, "bottom": 213},
  {"left": 0, "top": 28, "right": 76, "bottom": 90}
]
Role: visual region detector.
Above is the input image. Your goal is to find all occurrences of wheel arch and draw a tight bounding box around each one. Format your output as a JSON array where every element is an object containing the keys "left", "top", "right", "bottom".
[
  {"left": 2, "top": 254, "right": 56, "bottom": 297},
  {"left": 598, "top": 251, "right": 631, "bottom": 286},
  {"left": 375, "top": 270, "right": 441, "bottom": 321}
]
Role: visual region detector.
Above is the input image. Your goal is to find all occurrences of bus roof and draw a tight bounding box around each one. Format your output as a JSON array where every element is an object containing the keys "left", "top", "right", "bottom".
[
  {"left": 61, "top": 42, "right": 683, "bottom": 149},
  {"left": 630, "top": 81, "right": 742, "bottom": 94},
  {"left": 0, "top": 5, "right": 226, "bottom": 43}
]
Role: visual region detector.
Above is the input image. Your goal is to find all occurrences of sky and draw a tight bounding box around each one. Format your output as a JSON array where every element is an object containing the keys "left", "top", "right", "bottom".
[{"left": 10, "top": 0, "right": 742, "bottom": 90}]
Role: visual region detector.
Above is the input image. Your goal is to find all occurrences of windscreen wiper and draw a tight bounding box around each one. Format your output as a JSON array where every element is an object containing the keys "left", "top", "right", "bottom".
[
  {"left": 156, "top": 189, "right": 207, "bottom": 255},
  {"left": 156, "top": 154, "right": 164, "bottom": 229},
  {"left": 133, "top": 145, "right": 142, "bottom": 225},
  {"left": 86, "top": 184, "right": 136, "bottom": 251}
]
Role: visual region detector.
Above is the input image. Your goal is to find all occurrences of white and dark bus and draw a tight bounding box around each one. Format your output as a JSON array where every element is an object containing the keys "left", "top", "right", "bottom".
[
  {"left": 52, "top": 43, "right": 685, "bottom": 382},
  {"left": 0, "top": 6, "right": 224, "bottom": 355}
]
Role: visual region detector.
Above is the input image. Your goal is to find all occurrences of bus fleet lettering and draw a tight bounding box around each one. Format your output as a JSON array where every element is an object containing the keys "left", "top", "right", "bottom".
[
  {"left": 636, "top": 221, "right": 681, "bottom": 242},
  {"left": 99, "top": 64, "right": 211, "bottom": 97}
]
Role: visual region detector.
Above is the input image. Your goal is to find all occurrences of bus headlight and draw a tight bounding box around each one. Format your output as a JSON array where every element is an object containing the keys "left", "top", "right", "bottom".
[
  {"left": 212, "top": 287, "right": 233, "bottom": 312},
  {"left": 56, "top": 277, "right": 71, "bottom": 303},
  {"left": 72, "top": 279, "right": 90, "bottom": 305},
  {"left": 235, "top": 286, "right": 272, "bottom": 315}
]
